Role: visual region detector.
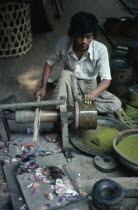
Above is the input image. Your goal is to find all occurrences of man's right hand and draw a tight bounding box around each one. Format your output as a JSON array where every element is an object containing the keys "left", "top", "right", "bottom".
[{"left": 35, "top": 86, "right": 46, "bottom": 98}]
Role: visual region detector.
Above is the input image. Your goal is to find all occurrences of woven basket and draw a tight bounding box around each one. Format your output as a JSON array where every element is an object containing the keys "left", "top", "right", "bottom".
[{"left": 0, "top": 1, "right": 32, "bottom": 58}]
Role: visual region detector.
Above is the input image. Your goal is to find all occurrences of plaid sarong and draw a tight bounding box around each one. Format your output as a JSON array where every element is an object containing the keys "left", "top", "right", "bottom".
[{"left": 53, "top": 70, "right": 121, "bottom": 113}]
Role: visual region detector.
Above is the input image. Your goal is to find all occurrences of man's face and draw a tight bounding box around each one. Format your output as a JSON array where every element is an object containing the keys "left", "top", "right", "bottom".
[{"left": 73, "top": 33, "right": 93, "bottom": 51}]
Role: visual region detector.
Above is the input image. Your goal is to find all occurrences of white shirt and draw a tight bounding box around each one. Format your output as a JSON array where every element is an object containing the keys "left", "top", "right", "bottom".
[{"left": 47, "top": 36, "right": 111, "bottom": 81}]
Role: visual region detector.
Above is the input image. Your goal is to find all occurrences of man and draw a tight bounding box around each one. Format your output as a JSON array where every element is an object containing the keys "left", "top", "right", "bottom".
[{"left": 36, "top": 11, "right": 121, "bottom": 141}]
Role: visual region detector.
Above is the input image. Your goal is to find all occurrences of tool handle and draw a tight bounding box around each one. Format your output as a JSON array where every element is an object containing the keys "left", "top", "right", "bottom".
[
  {"left": 32, "top": 95, "right": 42, "bottom": 143},
  {"left": 37, "top": 95, "right": 41, "bottom": 102}
]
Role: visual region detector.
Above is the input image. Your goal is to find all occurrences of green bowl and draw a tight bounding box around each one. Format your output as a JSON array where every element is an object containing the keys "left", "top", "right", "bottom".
[
  {"left": 113, "top": 129, "right": 138, "bottom": 174},
  {"left": 129, "top": 85, "right": 138, "bottom": 106}
]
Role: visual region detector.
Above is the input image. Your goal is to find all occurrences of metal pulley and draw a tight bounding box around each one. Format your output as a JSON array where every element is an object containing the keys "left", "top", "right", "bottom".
[{"left": 74, "top": 101, "right": 97, "bottom": 130}]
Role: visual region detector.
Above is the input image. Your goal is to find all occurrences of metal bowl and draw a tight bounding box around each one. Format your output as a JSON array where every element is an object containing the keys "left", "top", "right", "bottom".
[
  {"left": 110, "top": 58, "right": 131, "bottom": 70},
  {"left": 111, "top": 48, "right": 128, "bottom": 59},
  {"left": 92, "top": 179, "right": 125, "bottom": 210},
  {"left": 70, "top": 116, "right": 128, "bottom": 156},
  {"left": 113, "top": 129, "right": 138, "bottom": 174}
]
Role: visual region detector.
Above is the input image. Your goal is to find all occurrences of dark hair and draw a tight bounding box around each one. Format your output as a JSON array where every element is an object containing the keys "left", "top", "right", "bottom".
[{"left": 67, "top": 11, "right": 99, "bottom": 39}]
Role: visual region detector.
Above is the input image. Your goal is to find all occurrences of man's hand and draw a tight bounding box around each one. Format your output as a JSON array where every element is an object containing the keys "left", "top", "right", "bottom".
[
  {"left": 84, "top": 90, "right": 95, "bottom": 104},
  {"left": 84, "top": 79, "right": 111, "bottom": 104},
  {"left": 35, "top": 86, "right": 46, "bottom": 98}
]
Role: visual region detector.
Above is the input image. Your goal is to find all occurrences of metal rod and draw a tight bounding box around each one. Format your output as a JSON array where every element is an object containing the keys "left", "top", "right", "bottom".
[
  {"left": 0, "top": 99, "right": 66, "bottom": 110},
  {"left": 4, "top": 110, "right": 74, "bottom": 122}
]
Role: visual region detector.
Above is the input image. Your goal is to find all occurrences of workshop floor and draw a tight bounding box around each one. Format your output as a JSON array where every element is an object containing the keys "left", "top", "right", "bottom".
[{"left": 0, "top": 0, "right": 137, "bottom": 210}]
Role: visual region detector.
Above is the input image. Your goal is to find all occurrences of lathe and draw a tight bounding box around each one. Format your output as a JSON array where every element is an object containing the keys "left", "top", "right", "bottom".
[{"left": 0, "top": 96, "right": 97, "bottom": 160}]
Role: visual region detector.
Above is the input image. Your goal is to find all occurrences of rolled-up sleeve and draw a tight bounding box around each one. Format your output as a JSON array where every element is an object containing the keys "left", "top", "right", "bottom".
[
  {"left": 97, "top": 45, "right": 111, "bottom": 81},
  {"left": 47, "top": 38, "right": 62, "bottom": 66}
]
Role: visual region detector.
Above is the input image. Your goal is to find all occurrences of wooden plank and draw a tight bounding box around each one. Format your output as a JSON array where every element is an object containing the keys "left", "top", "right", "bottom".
[
  {"left": 63, "top": 199, "right": 89, "bottom": 210},
  {"left": 0, "top": 164, "right": 4, "bottom": 182},
  {"left": 0, "top": 111, "right": 11, "bottom": 141},
  {"left": 3, "top": 162, "right": 25, "bottom": 210},
  {"left": 3, "top": 154, "right": 67, "bottom": 210},
  {"left": 0, "top": 182, "right": 9, "bottom": 197},
  {"left": 0, "top": 181, "right": 10, "bottom": 210},
  {"left": 60, "top": 102, "right": 74, "bottom": 161},
  {"left": 17, "top": 164, "right": 83, "bottom": 210}
]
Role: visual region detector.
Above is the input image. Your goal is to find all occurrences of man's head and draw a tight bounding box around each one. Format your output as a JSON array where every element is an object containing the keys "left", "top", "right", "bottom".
[
  {"left": 72, "top": 33, "right": 93, "bottom": 51},
  {"left": 67, "top": 11, "right": 99, "bottom": 39}
]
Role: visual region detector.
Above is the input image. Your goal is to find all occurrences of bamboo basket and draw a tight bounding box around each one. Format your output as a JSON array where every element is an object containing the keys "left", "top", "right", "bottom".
[{"left": 0, "top": 1, "right": 32, "bottom": 58}]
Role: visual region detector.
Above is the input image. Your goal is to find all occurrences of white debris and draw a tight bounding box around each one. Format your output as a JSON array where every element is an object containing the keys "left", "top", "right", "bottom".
[
  {"left": 88, "top": 195, "right": 93, "bottom": 200},
  {"left": 26, "top": 127, "right": 34, "bottom": 134},
  {"left": 35, "top": 168, "right": 43, "bottom": 179},
  {"left": 55, "top": 178, "right": 78, "bottom": 197},
  {"left": 47, "top": 193, "right": 54, "bottom": 200},
  {"left": 27, "top": 183, "right": 33, "bottom": 188},
  {"left": 11, "top": 158, "right": 18, "bottom": 162},
  {"left": 4, "top": 159, "right": 10, "bottom": 164},
  {"left": 20, "top": 204, "right": 28, "bottom": 210},
  {"left": 21, "top": 146, "right": 25, "bottom": 151}
]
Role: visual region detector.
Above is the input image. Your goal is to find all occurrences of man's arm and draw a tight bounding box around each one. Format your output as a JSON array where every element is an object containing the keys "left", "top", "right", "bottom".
[
  {"left": 84, "top": 79, "right": 111, "bottom": 104},
  {"left": 84, "top": 43, "right": 111, "bottom": 104},
  {"left": 36, "top": 37, "right": 64, "bottom": 98},
  {"left": 36, "top": 63, "right": 53, "bottom": 97}
]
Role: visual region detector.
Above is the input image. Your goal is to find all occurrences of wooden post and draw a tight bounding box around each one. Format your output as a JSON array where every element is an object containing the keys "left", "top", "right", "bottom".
[{"left": 32, "top": 96, "right": 41, "bottom": 143}]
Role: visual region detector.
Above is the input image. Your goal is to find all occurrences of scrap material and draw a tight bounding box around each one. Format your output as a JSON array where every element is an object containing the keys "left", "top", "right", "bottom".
[{"left": 16, "top": 164, "right": 82, "bottom": 210}]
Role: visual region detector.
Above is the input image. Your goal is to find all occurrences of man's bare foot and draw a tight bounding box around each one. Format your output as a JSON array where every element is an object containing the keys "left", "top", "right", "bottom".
[{"left": 45, "top": 133, "right": 58, "bottom": 143}]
